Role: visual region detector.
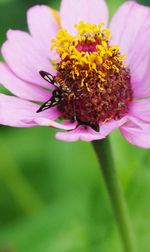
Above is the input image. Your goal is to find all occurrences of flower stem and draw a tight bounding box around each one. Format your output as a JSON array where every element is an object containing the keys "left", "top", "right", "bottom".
[{"left": 92, "top": 137, "right": 137, "bottom": 252}]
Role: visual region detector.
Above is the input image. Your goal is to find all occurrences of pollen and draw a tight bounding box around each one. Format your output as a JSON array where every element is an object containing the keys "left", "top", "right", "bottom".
[{"left": 50, "top": 21, "right": 133, "bottom": 129}]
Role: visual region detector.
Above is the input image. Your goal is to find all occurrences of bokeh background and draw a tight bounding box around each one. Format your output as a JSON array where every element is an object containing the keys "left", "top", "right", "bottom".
[{"left": 0, "top": 0, "right": 150, "bottom": 251}]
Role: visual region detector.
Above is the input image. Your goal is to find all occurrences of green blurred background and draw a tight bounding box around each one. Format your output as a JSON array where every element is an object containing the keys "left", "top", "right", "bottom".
[{"left": 0, "top": 0, "right": 150, "bottom": 251}]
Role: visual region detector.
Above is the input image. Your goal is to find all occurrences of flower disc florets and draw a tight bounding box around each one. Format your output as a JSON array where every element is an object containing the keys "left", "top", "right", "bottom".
[{"left": 51, "top": 21, "right": 133, "bottom": 129}]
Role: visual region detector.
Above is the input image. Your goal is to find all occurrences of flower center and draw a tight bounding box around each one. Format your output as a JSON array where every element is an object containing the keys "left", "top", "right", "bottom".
[{"left": 51, "top": 21, "right": 133, "bottom": 129}]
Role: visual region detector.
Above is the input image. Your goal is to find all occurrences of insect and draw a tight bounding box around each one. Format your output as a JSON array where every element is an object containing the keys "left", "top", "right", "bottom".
[
  {"left": 37, "top": 71, "right": 99, "bottom": 132},
  {"left": 36, "top": 71, "right": 71, "bottom": 113}
]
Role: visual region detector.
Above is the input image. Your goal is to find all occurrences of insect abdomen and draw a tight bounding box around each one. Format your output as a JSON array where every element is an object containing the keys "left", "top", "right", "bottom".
[{"left": 54, "top": 76, "right": 71, "bottom": 93}]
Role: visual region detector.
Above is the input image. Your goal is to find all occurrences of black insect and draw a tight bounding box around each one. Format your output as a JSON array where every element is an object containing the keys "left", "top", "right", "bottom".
[
  {"left": 36, "top": 71, "right": 70, "bottom": 113},
  {"left": 36, "top": 71, "right": 99, "bottom": 132}
]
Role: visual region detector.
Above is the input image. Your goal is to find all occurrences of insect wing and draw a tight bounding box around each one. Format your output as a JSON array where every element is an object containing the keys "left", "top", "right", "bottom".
[
  {"left": 39, "top": 71, "right": 55, "bottom": 83},
  {"left": 36, "top": 90, "right": 62, "bottom": 113},
  {"left": 36, "top": 99, "right": 53, "bottom": 113},
  {"left": 39, "top": 71, "right": 61, "bottom": 89},
  {"left": 50, "top": 90, "right": 62, "bottom": 106}
]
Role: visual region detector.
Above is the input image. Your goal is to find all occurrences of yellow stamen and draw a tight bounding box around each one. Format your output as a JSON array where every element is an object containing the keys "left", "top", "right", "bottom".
[{"left": 51, "top": 21, "right": 125, "bottom": 89}]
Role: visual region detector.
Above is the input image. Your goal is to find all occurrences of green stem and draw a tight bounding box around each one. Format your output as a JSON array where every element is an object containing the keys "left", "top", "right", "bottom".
[{"left": 92, "top": 137, "right": 137, "bottom": 252}]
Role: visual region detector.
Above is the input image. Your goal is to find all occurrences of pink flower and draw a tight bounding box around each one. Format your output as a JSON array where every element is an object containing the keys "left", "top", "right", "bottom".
[{"left": 0, "top": 0, "right": 150, "bottom": 148}]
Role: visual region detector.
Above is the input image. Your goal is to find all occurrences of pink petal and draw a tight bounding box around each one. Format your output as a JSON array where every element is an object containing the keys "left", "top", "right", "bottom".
[
  {"left": 1, "top": 30, "right": 56, "bottom": 88},
  {"left": 0, "top": 94, "right": 58, "bottom": 127},
  {"left": 27, "top": 5, "right": 59, "bottom": 60},
  {"left": 128, "top": 98, "right": 150, "bottom": 123},
  {"left": 0, "top": 62, "right": 50, "bottom": 102},
  {"left": 60, "top": 0, "right": 109, "bottom": 34},
  {"left": 120, "top": 115, "right": 150, "bottom": 148},
  {"left": 35, "top": 118, "right": 77, "bottom": 130},
  {"left": 109, "top": 1, "right": 150, "bottom": 98},
  {"left": 130, "top": 45, "right": 150, "bottom": 98},
  {"left": 56, "top": 117, "right": 127, "bottom": 142}
]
